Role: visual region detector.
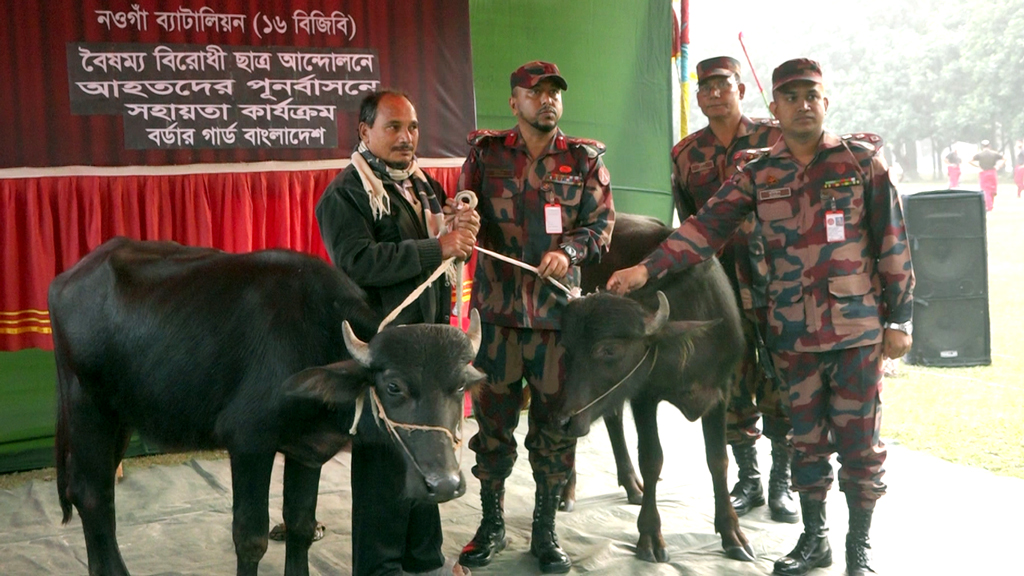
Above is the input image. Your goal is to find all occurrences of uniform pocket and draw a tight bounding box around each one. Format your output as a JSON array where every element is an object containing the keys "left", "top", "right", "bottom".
[
  {"left": 757, "top": 199, "right": 795, "bottom": 221},
  {"left": 828, "top": 273, "right": 881, "bottom": 335},
  {"left": 488, "top": 186, "right": 517, "bottom": 223}
]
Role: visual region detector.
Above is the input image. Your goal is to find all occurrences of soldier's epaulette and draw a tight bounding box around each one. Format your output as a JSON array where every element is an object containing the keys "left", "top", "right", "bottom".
[
  {"left": 671, "top": 131, "right": 701, "bottom": 160},
  {"left": 733, "top": 147, "right": 771, "bottom": 169},
  {"left": 751, "top": 117, "right": 780, "bottom": 128},
  {"left": 841, "top": 132, "right": 884, "bottom": 154},
  {"left": 566, "top": 137, "right": 607, "bottom": 158},
  {"left": 466, "top": 129, "right": 513, "bottom": 147}
]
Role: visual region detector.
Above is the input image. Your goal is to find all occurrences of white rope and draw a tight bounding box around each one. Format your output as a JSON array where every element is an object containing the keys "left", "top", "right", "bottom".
[
  {"left": 473, "top": 245, "right": 581, "bottom": 300},
  {"left": 377, "top": 257, "right": 456, "bottom": 332}
]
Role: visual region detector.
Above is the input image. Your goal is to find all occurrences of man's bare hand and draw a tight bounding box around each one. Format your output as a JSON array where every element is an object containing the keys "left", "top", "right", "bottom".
[
  {"left": 445, "top": 197, "right": 481, "bottom": 236},
  {"left": 439, "top": 229, "right": 476, "bottom": 260},
  {"left": 606, "top": 265, "right": 649, "bottom": 295},
  {"left": 537, "top": 250, "right": 570, "bottom": 279},
  {"left": 882, "top": 328, "right": 912, "bottom": 360}
]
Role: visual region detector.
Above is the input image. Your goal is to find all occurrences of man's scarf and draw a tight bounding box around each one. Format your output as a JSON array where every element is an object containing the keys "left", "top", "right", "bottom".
[{"left": 351, "top": 142, "right": 443, "bottom": 238}]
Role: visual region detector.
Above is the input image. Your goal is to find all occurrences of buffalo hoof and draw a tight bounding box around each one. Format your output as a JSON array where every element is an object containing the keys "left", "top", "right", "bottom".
[
  {"left": 621, "top": 477, "right": 644, "bottom": 505},
  {"left": 558, "top": 475, "right": 576, "bottom": 512},
  {"left": 724, "top": 542, "right": 756, "bottom": 562},
  {"left": 635, "top": 534, "right": 670, "bottom": 563},
  {"left": 268, "top": 521, "right": 326, "bottom": 542}
]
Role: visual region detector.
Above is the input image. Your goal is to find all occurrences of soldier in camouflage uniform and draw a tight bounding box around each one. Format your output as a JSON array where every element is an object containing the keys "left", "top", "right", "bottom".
[
  {"left": 673, "top": 56, "right": 796, "bottom": 524},
  {"left": 608, "top": 59, "right": 914, "bottom": 576},
  {"left": 457, "top": 61, "right": 615, "bottom": 575}
]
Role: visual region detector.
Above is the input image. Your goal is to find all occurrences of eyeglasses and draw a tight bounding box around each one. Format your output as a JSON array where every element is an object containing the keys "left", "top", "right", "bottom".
[{"left": 696, "top": 79, "right": 736, "bottom": 95}]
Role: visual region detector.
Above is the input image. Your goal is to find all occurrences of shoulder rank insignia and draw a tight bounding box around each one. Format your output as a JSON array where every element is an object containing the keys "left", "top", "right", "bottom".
[
  {"left": 751, "top": 117, "right": 780, "bottom": 127},
  {"left": 841, "top": 132, "right": 884, "bottom": 154},
  {"left": 671, "top": 131, "right": 701, "bottom": 160},
  {"left": 566, "top": 137, "right": 607, "bottom": 158},
  {"left": 467, "top": 129, "right": 513, "bottom": 147}
]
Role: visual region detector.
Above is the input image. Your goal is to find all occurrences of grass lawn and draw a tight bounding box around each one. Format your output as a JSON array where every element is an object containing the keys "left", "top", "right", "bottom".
[{"left": 884, "top": 178, "right": 1024, "bottom": 478}]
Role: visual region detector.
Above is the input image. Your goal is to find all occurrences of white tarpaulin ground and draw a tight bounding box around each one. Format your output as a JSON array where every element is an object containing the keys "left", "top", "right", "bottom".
[{"left": 1, "top": 408, "right": 1021, "bottom": 575}]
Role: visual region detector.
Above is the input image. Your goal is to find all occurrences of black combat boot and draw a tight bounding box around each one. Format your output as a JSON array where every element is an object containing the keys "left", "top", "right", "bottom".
[
  {"left": 846, "top": 504, "right": 878, "bottom": 575},
  {"left": 730, "top": 442, "right": 765, "bottom": 516},
  {"left": 459, "top": 482, "right": 508, "bottom": 568},
  {"left": 768, "top": 439, "right": 799, "bottom": 523},
  {"left": 530, "top": 479, "right": 571, "bottom": 574},
  {"left": 773, "top": 495, "right": 831, "bottom": 576}
]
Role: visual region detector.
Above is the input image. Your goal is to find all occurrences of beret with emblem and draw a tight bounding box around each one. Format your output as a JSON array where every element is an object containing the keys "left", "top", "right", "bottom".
[
  {"left": 510, "top": 60, "right": 568, "bottom": 91},
  {"left": 696, "top": 56, "right": 741, "bottom": 83},
  {"left": 772, "top": 58, "right": 824, "bottom": 92}
]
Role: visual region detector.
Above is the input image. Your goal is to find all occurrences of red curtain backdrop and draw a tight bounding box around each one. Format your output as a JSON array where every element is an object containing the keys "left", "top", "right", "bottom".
[
  {"left": 0, "top": 166, "right": 462, "bottom": 351},
  {"left": 0, "top": 0, "right": 475, "bottom": 167}
]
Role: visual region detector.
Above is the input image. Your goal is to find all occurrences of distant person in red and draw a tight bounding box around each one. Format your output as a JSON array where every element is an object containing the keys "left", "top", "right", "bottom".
[
  {"left": 943, "top": 147, "right": 961, "bottom": 188},
  {"left": 970, "top": 140, "right": 1004, "bottom": 211},
  {"left": 1014, "top": 146, "right": 1024, "bottom": 198}
]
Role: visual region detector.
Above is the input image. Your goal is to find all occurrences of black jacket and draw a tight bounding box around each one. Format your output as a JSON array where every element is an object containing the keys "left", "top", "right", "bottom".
[{"left": 316, "top": 165, "right": 450, "bottom": 326}]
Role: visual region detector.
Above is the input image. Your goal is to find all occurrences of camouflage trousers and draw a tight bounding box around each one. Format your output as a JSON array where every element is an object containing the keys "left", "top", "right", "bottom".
[
  {"left": 468, "top": 323, "right": 576, "bottom": 491},
  {"left": 726, "top": 314, "right": 791, "bottom": 446},
  {"left": 771, "top": 343, "right": 886, "bottom": 510}
]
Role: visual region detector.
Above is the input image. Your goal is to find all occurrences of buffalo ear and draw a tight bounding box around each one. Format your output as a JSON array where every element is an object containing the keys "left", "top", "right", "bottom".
[
  {"left": 656, "top": 318, "right": 721, "bottom": 340},
  {"left": 283, "top": 360, "right": 373, "bottom": 408}
]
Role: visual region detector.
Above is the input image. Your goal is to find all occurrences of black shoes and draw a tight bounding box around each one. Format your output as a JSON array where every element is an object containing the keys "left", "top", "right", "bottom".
[
  {"left": 730, "top": 442, "right": 765, "bottom": 516},
  {"left": 768, "top": 439, "right": 799, "bottom": 523},
  {"left": 773, "top": 496, "right": 832, "bottom": 576},
  {"left": 459, "top": 484, "right": 508, "bottom": 568}
]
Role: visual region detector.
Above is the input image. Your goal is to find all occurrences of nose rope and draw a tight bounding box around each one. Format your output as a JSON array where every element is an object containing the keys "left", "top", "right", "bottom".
[
  {"left": 363, "top": 386, "right": 464, "bottom": 481},
  {"left": 566, "top": 345, "right": 659, "bottom": 419}
]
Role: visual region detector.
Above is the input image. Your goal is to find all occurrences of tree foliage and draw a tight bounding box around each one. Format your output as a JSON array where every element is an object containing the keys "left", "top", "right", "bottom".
[
  {"left": 685, "top": 0, "right": 1024, "bottom": 178},
  {"left": 809, "top": 0, "right": 1024, "bottom": 177}
]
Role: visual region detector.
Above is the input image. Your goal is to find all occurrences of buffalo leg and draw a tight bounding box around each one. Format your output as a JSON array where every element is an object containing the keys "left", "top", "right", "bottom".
[
  {"left": 281, "top": 457, "right": 321, "bottom": 576},
  {"left": 229, "top": 452, "right": 275, "bottom": 576},
  {"left": 67, "top": 385, "right": 130, "bottom": 576},
  {"left": 631, "top": 398, "right": 668, "bottom": 563},
  {"left": 604, "top": 407, "right": 643, "bottom": 505},
  {"left": 700, "top": 400, "right": 754, "bottom": 562}
]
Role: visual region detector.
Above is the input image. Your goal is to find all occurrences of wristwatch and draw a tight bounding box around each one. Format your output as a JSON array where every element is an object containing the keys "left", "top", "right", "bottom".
[
  {"left": 884, "top": 321, "right": 913, "bottom": 336},
  {"left": 559, "top": 243, "right": 580, "bottom": 265}
]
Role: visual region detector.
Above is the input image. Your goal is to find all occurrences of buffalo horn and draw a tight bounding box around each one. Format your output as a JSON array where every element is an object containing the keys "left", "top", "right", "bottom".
[
  {"left": 467, "top": 309, "right": 482, "bottom": 355},
  {"left": 644, "top": 291, "right": 671, "bottom": 336},
  {"left": 342, "top": 321, "right": 373, "bottom": 366}
]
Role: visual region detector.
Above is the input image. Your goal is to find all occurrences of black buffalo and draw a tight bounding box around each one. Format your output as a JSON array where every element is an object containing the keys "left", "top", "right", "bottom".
[
  {"left": 558, "top": 214, "right": 754, "bottom": 563},
  {"left": 49, "top": 237, "right": 483, "bottom": 576}
]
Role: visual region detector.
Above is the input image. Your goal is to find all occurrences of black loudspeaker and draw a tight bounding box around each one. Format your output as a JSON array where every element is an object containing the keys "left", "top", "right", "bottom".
[{"left": 901, "top": 190, "right": 991, "bottom": 366}]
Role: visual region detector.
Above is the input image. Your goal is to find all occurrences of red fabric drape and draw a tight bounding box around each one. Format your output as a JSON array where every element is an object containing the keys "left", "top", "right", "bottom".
[{"left": 1, "top": 166, "right": 463, "bottom": 351}]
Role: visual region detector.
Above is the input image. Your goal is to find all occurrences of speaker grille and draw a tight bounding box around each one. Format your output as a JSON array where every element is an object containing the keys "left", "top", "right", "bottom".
[
  {"left": 905, "top": 297, "right": 991, "bottom": 366},
  {"left": 901, "top": 190, "right": 990, "bottom": 366}
]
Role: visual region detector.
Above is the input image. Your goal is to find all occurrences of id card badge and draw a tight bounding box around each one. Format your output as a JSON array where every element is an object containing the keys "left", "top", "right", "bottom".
[
  {"left": 544, "top": 203, "right": 563, "bottom": 234},
  {"left": 825, "top": 210, "right": 845, "bottom": 242}
]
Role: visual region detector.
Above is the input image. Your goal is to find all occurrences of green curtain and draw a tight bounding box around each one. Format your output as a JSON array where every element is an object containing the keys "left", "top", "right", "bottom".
[{"left": 469, "top": 0, "right": 674, "bottom": 221}]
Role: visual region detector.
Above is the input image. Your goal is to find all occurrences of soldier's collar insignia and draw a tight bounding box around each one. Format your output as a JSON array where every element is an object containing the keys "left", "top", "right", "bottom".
[
  {"left": 691, "top": 160, "right": 714, "bottom": 173},
  {"left": 758, "top": 187, "right": 791, "bottom": 200},
  {"left": 823, "top": 177, "right": 861, "bottom": 189}
]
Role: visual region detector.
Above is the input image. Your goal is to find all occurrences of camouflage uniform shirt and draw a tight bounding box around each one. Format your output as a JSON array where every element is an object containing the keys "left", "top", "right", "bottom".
[
  {"left": 644, "top": 131, "right": 914, "bottom": 352},
  {"left": 672, "top": 116, "right": 781, "bottom": 311},
  {"left": 459, "top": 127, "right": 615, "bottom": 330}
]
